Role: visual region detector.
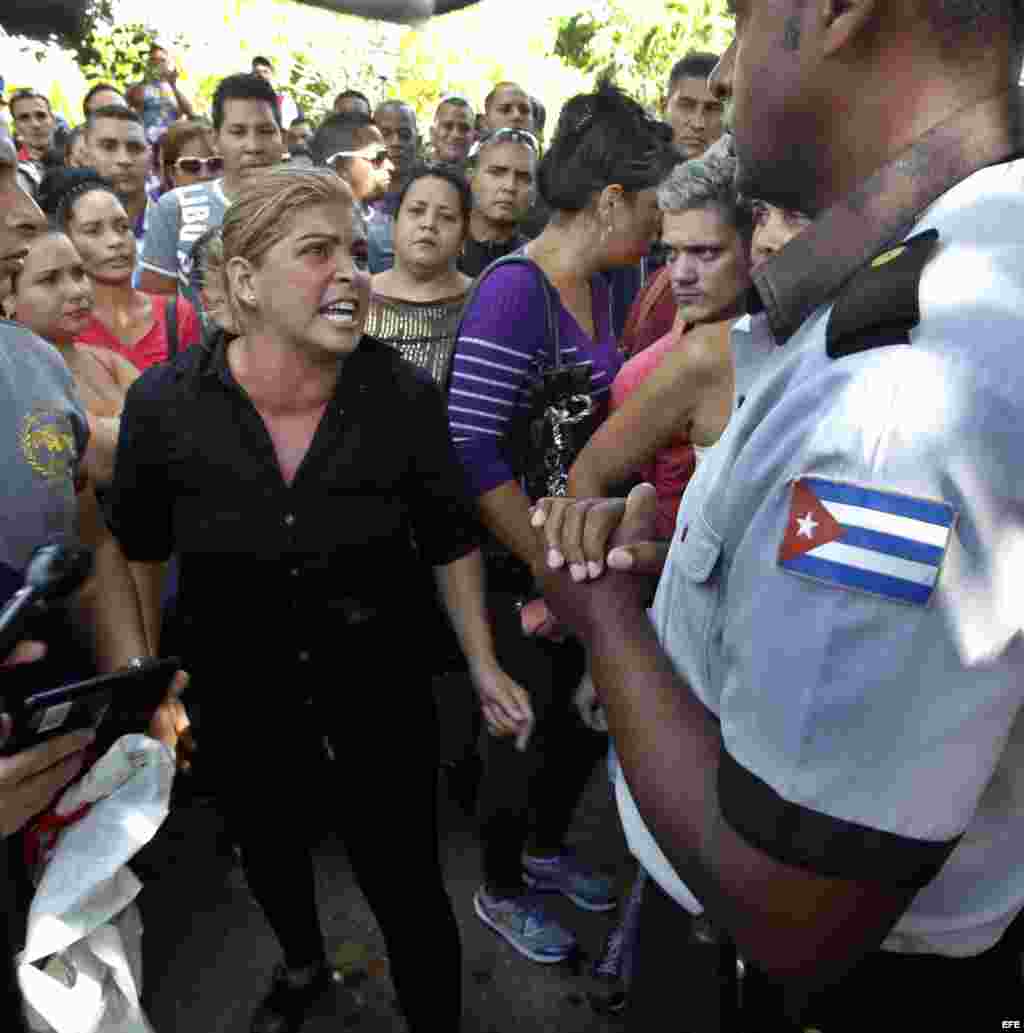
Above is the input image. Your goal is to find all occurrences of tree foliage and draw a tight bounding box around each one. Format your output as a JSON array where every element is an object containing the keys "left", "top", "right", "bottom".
[
  {"left": 553, "top": 0, "right": 733, "bottom": 109},
  {"left": 75, "top": 22, "right": 169, "bottom": 91}
]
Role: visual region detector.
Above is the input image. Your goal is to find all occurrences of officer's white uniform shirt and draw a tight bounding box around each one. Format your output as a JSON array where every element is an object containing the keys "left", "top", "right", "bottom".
[{"left": 616, "top": 159, "right": 1024, "bottom": 958}]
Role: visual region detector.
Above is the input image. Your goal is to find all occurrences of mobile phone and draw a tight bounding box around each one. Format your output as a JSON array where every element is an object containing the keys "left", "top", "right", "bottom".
[{"left": 0, "top": 657, "right": 181, "bottom": 756}]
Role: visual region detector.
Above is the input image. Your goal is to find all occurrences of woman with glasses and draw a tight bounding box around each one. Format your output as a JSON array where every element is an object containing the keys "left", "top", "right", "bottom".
[
  {"left": 40, "top": 168, "right": 200, "bottom": 373},
  {"left": 157, "top": 119, "right": 220, "bottom": 196},
  {"left": 460, "top": 128, "right": 539, "bottom": 277}
]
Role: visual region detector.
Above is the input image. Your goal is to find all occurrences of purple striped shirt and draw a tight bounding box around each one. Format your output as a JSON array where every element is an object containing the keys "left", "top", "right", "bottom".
[{"left": 449, "top": 263, "right": 623, "bottom": 498}]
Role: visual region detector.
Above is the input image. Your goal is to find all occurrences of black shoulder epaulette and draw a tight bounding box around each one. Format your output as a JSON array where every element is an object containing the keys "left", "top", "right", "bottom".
[{"left": 826, "top": 228, "right": 939, "bottom": 359}]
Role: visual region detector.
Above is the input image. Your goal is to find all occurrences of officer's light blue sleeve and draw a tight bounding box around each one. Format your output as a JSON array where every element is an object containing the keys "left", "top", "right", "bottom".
[
  {"left": 139, "top": 190, "right": 180, "bottom": 281},
  {"left": 709, "top": 342, "right": 1024, "bottom": 890}
]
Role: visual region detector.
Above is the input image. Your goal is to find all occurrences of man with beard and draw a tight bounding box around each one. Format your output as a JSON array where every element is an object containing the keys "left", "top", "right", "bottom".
[{"left": 527, "top": 2, "right": 1024, "bottom": 1029}]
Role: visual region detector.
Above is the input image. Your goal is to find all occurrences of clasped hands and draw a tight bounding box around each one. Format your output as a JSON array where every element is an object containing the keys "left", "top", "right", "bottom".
[{"left": 527, "top": 483, "right": 670, "bottom": 644}]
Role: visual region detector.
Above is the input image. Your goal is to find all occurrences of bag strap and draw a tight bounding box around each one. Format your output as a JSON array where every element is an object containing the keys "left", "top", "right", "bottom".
[
  {"left": 456, "top": 254, "right": 561, "bottom": 372},
  {"left": 166, "top": 295, "right": 179, "bottom": 360}
]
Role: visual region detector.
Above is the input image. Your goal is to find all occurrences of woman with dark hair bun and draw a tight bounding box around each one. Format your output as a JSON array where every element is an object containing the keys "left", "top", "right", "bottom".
[
  {"left": 39, "top": 167, "right": 201, "bottom": 371},
  {"left": 447, "top": 78, "right": 678, "bottom": 964}
]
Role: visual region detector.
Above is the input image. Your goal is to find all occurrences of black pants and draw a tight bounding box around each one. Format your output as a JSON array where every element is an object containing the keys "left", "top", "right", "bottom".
[
  {"left": 476, "top": 590, "right": 606, "bottom": 894},
  {"left": 629, "top": 876, "right": 1024, "bottom": 1032},
  {"left": 202, "top": 681, "right": 461, "bottom": 1033}
]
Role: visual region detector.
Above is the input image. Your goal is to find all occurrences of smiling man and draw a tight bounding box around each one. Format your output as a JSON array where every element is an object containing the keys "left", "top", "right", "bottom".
[
  {"left": 430, "top": 95, "right": 475, "bottom": 167},
  {"left": 139, "top": 73, "right": 283, "bottom": 302},
  {"left": 528, "top": 1, "right": 1024, "bottom": 1029}
]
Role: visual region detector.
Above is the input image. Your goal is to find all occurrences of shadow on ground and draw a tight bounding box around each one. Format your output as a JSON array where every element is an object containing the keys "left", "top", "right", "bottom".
[{"left": 133, "top": 688, "right": 633, "bottom": 1033}]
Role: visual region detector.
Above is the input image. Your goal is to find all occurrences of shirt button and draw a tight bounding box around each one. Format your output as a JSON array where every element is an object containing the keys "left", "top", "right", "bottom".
[
  {"left": 284, "top": 513, "right": 296, "bottom": 527},
  {"left": 298, "top": 650, "right": 311, "bottom": 662}
]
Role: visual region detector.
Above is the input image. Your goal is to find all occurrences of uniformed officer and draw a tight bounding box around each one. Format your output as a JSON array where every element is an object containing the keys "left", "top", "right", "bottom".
[
  {"left": 527, "top": 2, "right": 1024, "bottom": 1029},
  {"left": 0, "top": 118, "right": 189, "bottom": 1028}
]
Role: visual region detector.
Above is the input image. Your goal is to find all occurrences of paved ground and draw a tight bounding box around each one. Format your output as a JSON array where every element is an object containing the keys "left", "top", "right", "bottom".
[{"left": 132, "top": 688, "right": 634, "bottom": 1033}]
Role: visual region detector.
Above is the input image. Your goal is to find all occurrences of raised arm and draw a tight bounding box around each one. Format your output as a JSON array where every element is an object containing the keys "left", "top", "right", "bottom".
[{"left": 568, "top": 319, "right": 733, "bottom": 499}]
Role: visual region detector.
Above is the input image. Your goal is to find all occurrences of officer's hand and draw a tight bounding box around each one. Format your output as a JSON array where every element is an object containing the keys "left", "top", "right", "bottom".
[
  {"left": 529, "top": 484, "right": 670, "bottom": 582},
  {"left": 529, "top": 484, "right": 662, "bottom": 641},
  {"left": 0, "top": 640, "right": 95, "bottom": 837}
]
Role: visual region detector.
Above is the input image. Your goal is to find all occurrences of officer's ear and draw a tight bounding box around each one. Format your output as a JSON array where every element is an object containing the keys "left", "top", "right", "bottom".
[{"left": 821, "top": 0, "right": 879, "bottom": 59}]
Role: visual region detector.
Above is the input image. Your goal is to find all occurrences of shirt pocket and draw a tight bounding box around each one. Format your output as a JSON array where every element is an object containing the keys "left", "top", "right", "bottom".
[{"left": 670, "top": 510, "right": 724, "bottom": 699}]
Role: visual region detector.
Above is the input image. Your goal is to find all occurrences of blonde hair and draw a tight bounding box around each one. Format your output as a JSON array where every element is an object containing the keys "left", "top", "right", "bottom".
[{"left": 209, "top": 165, "right": 355, "bottom": 332}]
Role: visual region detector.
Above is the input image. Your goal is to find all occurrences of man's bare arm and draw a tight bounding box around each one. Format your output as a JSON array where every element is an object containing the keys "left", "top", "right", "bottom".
[{"left": 531, "top": 487, "right": 917, "bottom": 994}]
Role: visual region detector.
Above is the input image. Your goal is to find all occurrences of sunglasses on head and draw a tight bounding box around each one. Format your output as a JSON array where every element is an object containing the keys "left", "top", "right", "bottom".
[
  {"left": 173, "top": 155, "right": 225, "bottom": 175},
  {"left": 326, "top": 149, "right": 390, "bottom": 168},
  {"left": 489, "top": 127, "right": 539, "bottom": 152}
]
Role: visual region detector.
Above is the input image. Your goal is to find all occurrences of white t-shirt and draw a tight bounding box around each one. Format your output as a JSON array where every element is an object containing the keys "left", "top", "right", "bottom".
[{"left": 140, "top": 179, "right": 229, "bottom": 305}]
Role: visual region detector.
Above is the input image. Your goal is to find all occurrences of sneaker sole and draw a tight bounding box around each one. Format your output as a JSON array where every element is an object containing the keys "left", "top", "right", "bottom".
[
  {"left": 473, "top": 892, "right": 574, "bottom": 964},
  {"left": 522, "top": 872, "right": 618, "bottom": 912}
]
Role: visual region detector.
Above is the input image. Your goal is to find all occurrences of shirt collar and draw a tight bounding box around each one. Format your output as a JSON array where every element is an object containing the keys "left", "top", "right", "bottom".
[
  {"left": 752, "top": 86, "right": 1024, "bottom": 345},
  {"left": 200, "top": 332, "right": 380, "bottom": 404}
]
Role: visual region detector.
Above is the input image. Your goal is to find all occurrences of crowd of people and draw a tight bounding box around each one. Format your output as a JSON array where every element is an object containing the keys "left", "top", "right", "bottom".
[{"left": 2, "top": 2, "right": 1024, "bottom": 1031}]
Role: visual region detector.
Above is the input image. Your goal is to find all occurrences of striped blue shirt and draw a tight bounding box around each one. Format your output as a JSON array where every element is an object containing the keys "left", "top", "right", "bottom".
[{"left": 448, "top": 263, "right": 622, "bottom": 498}]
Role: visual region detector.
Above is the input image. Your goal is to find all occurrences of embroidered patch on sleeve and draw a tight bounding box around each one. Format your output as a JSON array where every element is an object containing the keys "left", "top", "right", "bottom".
[{"left": 778, "top": 477, "right": 956, "bottom": 605}]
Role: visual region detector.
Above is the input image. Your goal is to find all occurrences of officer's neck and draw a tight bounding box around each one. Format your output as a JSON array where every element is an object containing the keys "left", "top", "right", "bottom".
[{"left": 803, "top": 47, "right": 1015, "bottom": 215}]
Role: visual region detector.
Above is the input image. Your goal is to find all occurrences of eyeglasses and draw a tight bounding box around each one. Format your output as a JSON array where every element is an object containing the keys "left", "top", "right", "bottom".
[
  {"left": 468, "top": 127, "right": 540, "bottom": 160},
  {"left": 173, "top": 156, "right": 225, "bottom": 176},
  {"left": 489, "top": 127, "right": 539, "bottom": 152},
  {"left": 325, "top": 149, "right": 390, "bottom": 169}
]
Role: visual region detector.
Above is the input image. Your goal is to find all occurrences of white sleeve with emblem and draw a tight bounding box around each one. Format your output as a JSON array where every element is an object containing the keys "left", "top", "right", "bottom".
[{"left": 716, "top": 298, "right": 1024, "bottom": 956}]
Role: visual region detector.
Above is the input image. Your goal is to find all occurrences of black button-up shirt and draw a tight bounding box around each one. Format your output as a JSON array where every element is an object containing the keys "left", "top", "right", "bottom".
[{"left": 107, "top": 334, "right": 481, "bottom": 695}]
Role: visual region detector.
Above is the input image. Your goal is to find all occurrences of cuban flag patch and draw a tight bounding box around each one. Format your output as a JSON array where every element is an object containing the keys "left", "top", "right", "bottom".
[{"left": 778, "top": 477, "right": 956, "bottom": 606}]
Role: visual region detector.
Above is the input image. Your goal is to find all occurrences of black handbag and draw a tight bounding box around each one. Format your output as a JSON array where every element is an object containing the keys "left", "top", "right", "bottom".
[{"left": 457, "top": 254, "right": 599, "bottom": 502}]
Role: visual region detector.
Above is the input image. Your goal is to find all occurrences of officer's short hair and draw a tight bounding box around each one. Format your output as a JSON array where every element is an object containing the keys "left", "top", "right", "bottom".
[{"left": 658, "top": 155, "right": 755, "bottom": 245}]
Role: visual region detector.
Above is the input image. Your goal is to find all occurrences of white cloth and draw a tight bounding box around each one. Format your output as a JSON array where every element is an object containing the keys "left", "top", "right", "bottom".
[{"left": 17, "top": 735, "right": 174, "bottom": 1033}]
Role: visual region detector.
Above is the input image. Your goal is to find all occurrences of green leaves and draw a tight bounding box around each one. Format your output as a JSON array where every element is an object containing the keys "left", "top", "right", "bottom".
[{"left": 551, "top": 0, "right": 734, "bottom": 109}]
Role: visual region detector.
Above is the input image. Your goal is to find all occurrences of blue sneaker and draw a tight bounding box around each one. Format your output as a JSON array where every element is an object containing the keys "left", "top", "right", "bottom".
[
  {"left": 473, "top": 887, "right": 576, "bottom": 964},
  {"left": 522, "top": 849, "right": 617, "bottom": 912}
]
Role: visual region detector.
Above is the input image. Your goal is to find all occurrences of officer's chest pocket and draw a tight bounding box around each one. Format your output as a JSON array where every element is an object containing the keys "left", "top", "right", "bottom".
[{"left": 666, "top": 512, "right": 724, "bottom": 699}]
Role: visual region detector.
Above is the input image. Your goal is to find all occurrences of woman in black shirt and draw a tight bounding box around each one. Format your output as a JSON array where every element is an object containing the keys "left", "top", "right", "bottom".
[{"left": 107, "top": 166, "right": 531, "bottom": 1033}]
